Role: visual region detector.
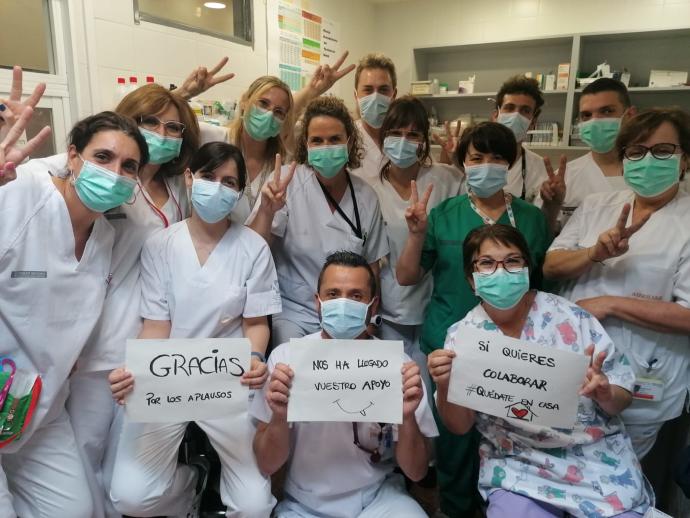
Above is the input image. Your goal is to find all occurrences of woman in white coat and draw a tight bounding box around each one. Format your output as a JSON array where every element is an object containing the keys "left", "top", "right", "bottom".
[
  {"left": 249, "top": 96, "right": 389, "bottom": 346},
  {"left": 0, "top": 110, "right": 148, "bottom": 518},
  {"left": 544, "top": 108, "right": 690, "bottom": 458},
  {"left": 108, "top": 142, "right": 281, "bottom": 518}
]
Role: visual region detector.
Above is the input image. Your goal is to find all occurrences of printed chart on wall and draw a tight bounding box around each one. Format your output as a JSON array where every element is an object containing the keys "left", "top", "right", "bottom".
[{"left": 268, "top": 0, "right": 340, "bottom": 91}]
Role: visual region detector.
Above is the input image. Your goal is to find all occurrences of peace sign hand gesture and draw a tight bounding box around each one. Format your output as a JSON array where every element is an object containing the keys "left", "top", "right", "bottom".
[
  {"left": 589, "top": 203, "right": 649, "bottom": 262},
  {"left": 580, "top": 345, "right": 612, "bottom": 403},
  {"left": 0, "top": 66, "right": 46, "bottom": 143},
  {"left": 308, "top": 51, "right": 356, "bottom": 96},
  {"left": 432, "top": 120, "right": 461, "bottom": 165},
  {"left": 177, "top": 57, "right": 235, "bottom": 99},
  {"left": 540, "top": 155, "right": 567, "bottom": 206},
  {"left": 259, "top": 154, "right": 297, "bottom": 214},
  {"left": 404, "top": 180, "right": 433, "bottom": 235},
  {"left": 0, "top": 106, "right": 52, "bottom": 187}
]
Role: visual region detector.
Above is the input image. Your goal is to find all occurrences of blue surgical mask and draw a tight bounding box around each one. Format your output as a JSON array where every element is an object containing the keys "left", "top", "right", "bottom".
[
  {"left": 191, "top": 178, "right": 241, "bottom": 223},
  {"left": 497, "top": 112, "right": 531, "bottom": 143},
  {"left": 244, "top": 104, "right": 283, "bottom": 141},
  {"left": 319, "top": 297, "right": 373, "bottom": 339},
  {"left": 358, "top": 92, "right": 391, "bottom": 129},
  {"left": 73, "top": 157, "right": 136, "bottom": 213},
  {"left": 308, "top": 144, "right": 349, "bottom": 179},
  {"left": 139, "top": 128, "right": 182, "bottom": 165},
  {"left": 383, "top": 136, "right": 419, "bottom": 168},
  {"left": 464, "top": 162, "right": 508, "bottom": 198},
  {"left": 578, "top": 118, "right": 621, "bottom": 153},
  {"left": 624, "top": 153, "right": 681, "bottom": 198},
  {"left": 473, "top": 267, "right": 530, "bottom": 310}
]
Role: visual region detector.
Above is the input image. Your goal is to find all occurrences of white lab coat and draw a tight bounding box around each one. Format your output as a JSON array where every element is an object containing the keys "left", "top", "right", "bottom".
[
  {"left": 110, "top": 220, "right": 280, "bottom": 517},
  {"left": 550, "top": 189, "right": 690, "bottom": 455},
  {"left": 250, "top": 333, "right": 438, "bottom": 517},
  {"left": 505, "top": 146, "right": 549, "bottom": 203},
  {"left": 349, "top": 119, "right": 385, "bottom": 185},
  {"left": 0, "top": 168, "right": 114, "bottom": 517},
  {"left": 252, "top": 164, "right": 389, "bottom": 344}
]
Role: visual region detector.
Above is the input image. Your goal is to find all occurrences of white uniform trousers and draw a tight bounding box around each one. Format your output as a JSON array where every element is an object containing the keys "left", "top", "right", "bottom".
[
  {"left": 626, "top": 421, "right": 665, "bottom": 459},
  {"left": 110, "top": 409, "right": 274, "bottom": 517},
  {"left": 0, "top": 408, "right": 93, "bottom": 518},
  {"left": 379, "top": 320, "right": 432, "bottom": 401}
]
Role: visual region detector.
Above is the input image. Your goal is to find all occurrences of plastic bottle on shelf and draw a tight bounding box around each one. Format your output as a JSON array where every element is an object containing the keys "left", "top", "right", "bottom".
[
  {"left": 432, "top": 78, "right": 440, "bottom": 95},
  {"left": 145, "top": 75, "right": 155, "bottom": 86},
  {"left": 189, "top": 98, "right": 204, "bottom": 120},
  {"left": 128, "top": 76, "right": 139, "bottom": 94},
  {"left": 114, "top": 76, "right": 128, "bottom": 105}
]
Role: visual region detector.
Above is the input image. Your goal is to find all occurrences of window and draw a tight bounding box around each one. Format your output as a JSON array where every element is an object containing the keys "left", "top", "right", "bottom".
[
  {"left": 134, "top": 0, "right": 253, "bottom": 45},
  {"left": 0, "top": 0, "right": 55, "bottom": 73}
]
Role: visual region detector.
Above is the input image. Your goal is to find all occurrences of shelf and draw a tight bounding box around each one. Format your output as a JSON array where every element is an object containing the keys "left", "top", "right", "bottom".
[
  {"left": 418, "top": 90, "right": 568, "bottom": 99},
  {"left": 430, "top": 143, "right": 589, "bottom": 152},
  {"left": 575, "top": 86, "right": 690, "bottom": 93}
]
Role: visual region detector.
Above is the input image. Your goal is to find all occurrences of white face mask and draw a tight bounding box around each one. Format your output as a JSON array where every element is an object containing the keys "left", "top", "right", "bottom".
[
  {"left": 497, "top": 112, "right": 532, "bottom": 143},
  {"left": 358, "top": 92, "right": 391, "bottom": 129}
]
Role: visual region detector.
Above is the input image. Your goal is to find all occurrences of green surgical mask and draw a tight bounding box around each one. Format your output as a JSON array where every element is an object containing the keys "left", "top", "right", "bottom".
[
  {"left": 139, "top": 128, "right": 182, "bottom": 165},
  {"left": 623, "top": 153, "right": 681, "bottom": 198},
  {"left": 308, "top": 144, "right": 349, "bottom": 178},
  {"left": 578, "top": 118, "right": 621, "bottom": 153},
  {"left": 473, "top": 267, "right": 530, "bottom": 310},
  {"left": 244, "top": 105, "right": 283, "bottom": 141},
  {"left": 73, "top": 157, "right": 136, "bottom": 213}
]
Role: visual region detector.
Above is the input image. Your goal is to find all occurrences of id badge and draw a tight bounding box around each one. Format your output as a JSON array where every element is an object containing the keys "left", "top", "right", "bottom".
[{"left": 632, "top": 377, "right": 664, "bottom": 402}]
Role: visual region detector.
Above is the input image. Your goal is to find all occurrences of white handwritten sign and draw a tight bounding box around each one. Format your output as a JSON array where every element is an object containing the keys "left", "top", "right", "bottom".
[
  {"left": 447, "top": 327, "right": 588, "bottom": 428},
  {"left": 125, "top": 338, "right": 250, "bottom": 423},
  {"left": 287, "top": 339, "right": 404, "bottom": 424}
]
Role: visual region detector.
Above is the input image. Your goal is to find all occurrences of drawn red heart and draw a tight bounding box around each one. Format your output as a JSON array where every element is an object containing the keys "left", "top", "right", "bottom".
[{"left": 511, "top": 407, "right": 529, "bottom": 419}]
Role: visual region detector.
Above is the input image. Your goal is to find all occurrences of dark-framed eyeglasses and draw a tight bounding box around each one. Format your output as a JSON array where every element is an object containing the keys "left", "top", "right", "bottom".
[
  {"left": 352, "top": 422, "right": 383, "bottom": 463},
  {"left": 473, "top": 255, "right": 526, "bottom": 276},
  {"left": 139, "top": 115, "right": 186, "bottom": 137},
  {"left": 623, "top": 143, "right": 680, "bottom": 161}
]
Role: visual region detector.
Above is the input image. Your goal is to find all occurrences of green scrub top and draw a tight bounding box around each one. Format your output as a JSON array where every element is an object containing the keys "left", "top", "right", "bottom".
[{"left": 419, "top": 193, "right": 551, "bottom": 354}]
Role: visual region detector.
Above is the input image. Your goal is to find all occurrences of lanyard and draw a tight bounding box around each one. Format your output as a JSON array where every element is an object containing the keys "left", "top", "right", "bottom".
[
  {"left": 520, "top": 152, "right": 527, "bottom": 200},
  {"left": 468, "top": 191, "right": 516, "bottom": 227},
  {"left": 317, "top": 173, "right": 363, "bottom": 241},
  {"left": 352, "top": 422, "right": 383, "bottom": 463},
  {"left": 138, "top": 177, "right": 182, "bottom": 228},
  {"left": 245, "top": 166, "right": 271, "bottom": 210}
]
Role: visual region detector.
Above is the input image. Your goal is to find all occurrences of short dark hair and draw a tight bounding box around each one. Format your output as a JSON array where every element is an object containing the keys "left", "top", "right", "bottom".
[
  {"left": 463, "top": 224, "right": 533, "bottom": 280},
  {"left": 189, "top": 142, "right": 247, "bottom": 191},
  {"left": 378, "top": 95, "right": 432, "bottom": 180},
  {"left": 317, "top": 251, "right": 376, "bottom": 297},
  {"left": 455, "top": 122, "right": 518, "bottom": 168},
  {"left": 616, "top": 108, "right": 690, "bottom": 161},
  {"left": 581, "top": 78, "right": 631, "bottom": 108},
  {"left": 496, "top": 75, "right": 544, "bottom": 116},
  {"left": 69, "top": 111, "right": 149, "bottom": 168}
]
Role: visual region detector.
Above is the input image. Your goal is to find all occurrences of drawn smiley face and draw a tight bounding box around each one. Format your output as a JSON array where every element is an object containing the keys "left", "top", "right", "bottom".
[{"left": 333, "top": 398, "right": 375, "bottom": 416}]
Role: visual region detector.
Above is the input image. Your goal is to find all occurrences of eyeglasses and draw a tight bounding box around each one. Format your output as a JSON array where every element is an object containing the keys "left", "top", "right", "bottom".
[
  {"left": 352, "top": 423, "right": 383, "bottom": 463},
  {"left": 139, "top": 115, "right": 186, "bottom": 137},
  {"left": 256, "top": 98, "right": 287, "bottom": 121},
  {"left": 473, "top": 255, "right": 526, "bottom": 275},
  {"left": 623, "top": 143, "right": 680, "bottom": 161},
  {"left": 384, "top": 129, "right": 425, "bottom": 143}
]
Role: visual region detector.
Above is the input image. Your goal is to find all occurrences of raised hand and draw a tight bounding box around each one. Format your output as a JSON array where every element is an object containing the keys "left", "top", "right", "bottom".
[
  {"left": 427, "top": 349, "right": 456, "bottom": 388},
  {"left": 589, "top": 203, "right": 649, "bottom": 262},
  {"left": 540, "top": 155, "right": 567, "bottom": 206},
  {"left": 580, "top": 345, "right": 612, "bottom": 403},
  {"left": 177, "top": 57, "right": 235, "bottom": 99},
  {"left": 432, "top": 120, "right": 461, "bottom": 165},
  {"left": 0, "top": 66, "right": 47, "bottom": 143},
  {"left": 265, "top": 363, "right": 293, "bottom": 421},
  {"left": 404, "top": 180, "right": 433, "bottom": 235},
  {"left": 402, "top": 361, "right": 423, "bottom": 418},
  {"left": 109, "top": 368, "right": 134, "bottom": 405},
  {"left": 0, "top": 106, "right": 52, "bottom": 187},
  {"left": 308, "top": 50, "right": 355, "bottom": 96},
  {"left": 259, "top": 153, "right": 297, "bottom": 214},
  {"left": 241, "top": 356, "right": 269, "bottom": 390}
]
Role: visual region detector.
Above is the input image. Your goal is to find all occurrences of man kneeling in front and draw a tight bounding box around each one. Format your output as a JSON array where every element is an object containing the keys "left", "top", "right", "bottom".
[{"left": 251, "top": 251, "right": 438, "bottom": 517}]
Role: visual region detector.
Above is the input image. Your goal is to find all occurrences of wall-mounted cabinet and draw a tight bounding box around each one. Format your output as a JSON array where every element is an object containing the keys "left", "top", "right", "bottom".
[{"left": 413, "top": 28, "right": 690, "bottom": 149}]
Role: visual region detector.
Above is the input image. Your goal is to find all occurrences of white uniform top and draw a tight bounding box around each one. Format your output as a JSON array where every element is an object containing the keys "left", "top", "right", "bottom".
[
  {"left": 349, "top": 119, "right": 385, "bottom": 184},
  {"left": 0, "top": 169, "right": 115, "bottom": 453},
  {"left": 549, "top": 189, "right": 690, "bottom": 424},
  {"left": 140, "top": 220, "right": 282, "bottom": 338},
  {"left": 250, "top": 332, "right": 438, "bottom": 516},
  {"left": 19, "top": 153, "right": 190, "bottom": 371},
  {"left": 370, "top": 164, "right": 464, "bottom": 325},
  {"left": 252, "top": 164, "right": 389, "bottom": 329},
  {"left": 199, "top": 121, "right": 272, "bottom": 225},
  {"left": 505, "top": 146, "right": 548, "bottom": 203}
]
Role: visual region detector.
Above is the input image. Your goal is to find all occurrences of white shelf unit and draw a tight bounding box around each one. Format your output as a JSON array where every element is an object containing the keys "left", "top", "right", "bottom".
[{"left": 413, "top": 28, "right": 690, "bottom": 149}]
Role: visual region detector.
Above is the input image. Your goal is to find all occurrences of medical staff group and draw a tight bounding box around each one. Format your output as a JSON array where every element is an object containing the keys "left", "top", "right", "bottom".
[{"left": 0, "top": 50, "right": 688, "bottom": 518}]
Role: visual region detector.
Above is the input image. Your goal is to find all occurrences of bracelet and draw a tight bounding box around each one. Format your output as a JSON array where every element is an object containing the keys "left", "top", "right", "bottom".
[{"left": 251, "top": 351, "right": 266, "bottom": 363}]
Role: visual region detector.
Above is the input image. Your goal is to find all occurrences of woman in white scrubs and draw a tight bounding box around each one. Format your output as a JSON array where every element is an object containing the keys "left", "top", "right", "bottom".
[
  {"left": 249, "top": 95, "right": 389, "bottom": 347},
  {"left": 544, "top": 108, "right": 690, "bottom": 458},
  {"left": 108, "top": 142, "right": 281, "bottom": 518},
  {"left": 0, "top": 111, "right": 149, "bottom": 518},
  {"left": 369, "top": 95, "right": 463, "bottom": 391}
]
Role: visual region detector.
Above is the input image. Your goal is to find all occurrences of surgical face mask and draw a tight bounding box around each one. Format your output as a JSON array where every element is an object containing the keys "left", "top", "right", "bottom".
[
  {"left": 73, "top": 157, "right": 136, "bottom": 213},
  {"left": 465, "top": 162, "right": 508, "bottom": 198},
  {"left": 358, "top": 92, "right": 391, "bottom": 129},
  {"left": 473, "top": 267, "right": 530, "bottom": 310},
  {"left": 497, "top": 112, "right": 531, "bottom": 143},
  {"left": 244, "top": 104, "right": 283, "bottom": 141},
  {"left": 308, "top": 144, "right": 349, "bottom": 179},
  {"left": 191, "top": 178, "right": 241, "bottom": 223},
  {"left": 319, "top": 297, "right": 373, "bottom": 339},
  {"left": 578, "top": 118, "right": 621, "bottom": 153},
  {"left": 139, "top": 128, "right": 182, "bottom": 165},
  {"left": 623, "top": 153, "right": 681, "bottom": 198},
  {"left": 383, "top": 136, "right": 419, "bottom": 168}
]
